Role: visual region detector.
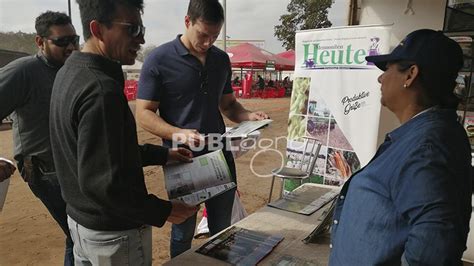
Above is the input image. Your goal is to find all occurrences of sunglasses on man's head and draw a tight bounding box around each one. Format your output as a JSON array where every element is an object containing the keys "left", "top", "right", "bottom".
[
  {"left": 112, "top": 22, "right": 146, "bottom": 38},
  {"left": 45, "top": 35, "right": 80, "bottom": 47}
]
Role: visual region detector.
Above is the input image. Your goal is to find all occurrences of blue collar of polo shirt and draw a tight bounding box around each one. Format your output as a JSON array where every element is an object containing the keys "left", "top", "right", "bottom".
[
  {"left": 173, "top": 34, "right": 220, "bottom": 58},
  {"left": 174, "top": 34, "right": 190, "bottom": 56}
]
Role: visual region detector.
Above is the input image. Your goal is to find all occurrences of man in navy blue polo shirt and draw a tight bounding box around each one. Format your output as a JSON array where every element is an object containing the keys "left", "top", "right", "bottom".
[{"left": 136, "top": 0, "right": 268, "bottom": 258}]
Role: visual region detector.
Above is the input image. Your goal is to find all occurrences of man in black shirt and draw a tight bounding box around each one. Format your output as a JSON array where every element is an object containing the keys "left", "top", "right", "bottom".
[
  {"left": 0, "top": 11, "right": 79, "bottom": 265},
  {"left": 49, "top": 0, "right": 197, "bottom": 264}
]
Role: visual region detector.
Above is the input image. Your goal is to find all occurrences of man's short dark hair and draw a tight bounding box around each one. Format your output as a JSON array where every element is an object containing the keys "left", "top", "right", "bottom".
[
  {"left": 35, "top": 11, "right": 72, "bottom": 37},
  {"left": 76, "top": 0, "right": 144, "bottom": 40},
  {"left": 187, "top": 0, "right": 224, "bottom": 25}
]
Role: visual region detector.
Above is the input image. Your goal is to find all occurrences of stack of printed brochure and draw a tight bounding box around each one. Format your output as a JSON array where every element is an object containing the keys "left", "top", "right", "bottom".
[
  {"left": 163, "top": 150, "right": 235, "bottom": 205},
  {"left": 268, "top": 183, "right": 339, "bottom": 215},
  {"left": 195, "top": 226, "right": 284, "bottom": 265},
  {"left": 303, "top": 197, "right": 338, "bottom": 244},
  {"left": 221, "top": 119, "right": 272, "bottom": 139}
]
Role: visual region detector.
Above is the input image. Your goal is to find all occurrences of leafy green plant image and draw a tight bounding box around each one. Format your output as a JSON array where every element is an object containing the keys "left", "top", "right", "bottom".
[
  {"left": 283, "top": 174, "right": 324, "bottom": 192},
  {"left": 288, "top": 115, "right": 307, "bottom": 140},
  {"left": 284, "top": 179, "right": 301, "bottom": 192},
  {"left": 290, "top": 77, "right": 311, "bottom": 115},
  {"left": 309, "top": 174, "right": 324, "bottom": 184}
]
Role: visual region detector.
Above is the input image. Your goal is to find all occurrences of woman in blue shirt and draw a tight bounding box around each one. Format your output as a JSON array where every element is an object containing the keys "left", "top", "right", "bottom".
[{"left": 329, "top": 29, "right": 472, "bottom": 265}]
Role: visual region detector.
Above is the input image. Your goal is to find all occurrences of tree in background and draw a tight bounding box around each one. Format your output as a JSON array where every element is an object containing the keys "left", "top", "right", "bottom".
[
  {"left": 0, "top": 31, "right": 37, "bottom": 55},
  {"left": 275, "top": 0, "right": 333, "bottom": 50}
]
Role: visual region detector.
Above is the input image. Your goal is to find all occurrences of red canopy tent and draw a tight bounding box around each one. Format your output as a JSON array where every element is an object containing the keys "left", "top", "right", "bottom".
[
  {"left": 276, "top": 50, "right": 295, "bottom": 66},
  {"left": 226, "top": 43, "right": 294, "bottom": 71},
  {"left": 226, "top": 43, "right": 293, "bottom": 98},
  {"left": 275, "top": 55, "right": 294, "bottom": 71}
]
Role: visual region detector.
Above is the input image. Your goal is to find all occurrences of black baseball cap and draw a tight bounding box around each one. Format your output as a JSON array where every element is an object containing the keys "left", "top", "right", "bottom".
[{"left": 366, "top": 29, "right": 463, "bottom": 78}]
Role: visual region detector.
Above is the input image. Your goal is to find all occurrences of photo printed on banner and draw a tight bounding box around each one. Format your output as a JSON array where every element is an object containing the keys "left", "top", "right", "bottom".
[
  {"left": 328, "top": 118, "right": 353, "bottom": 150},
  {"left": 306, "top": 117, "right": 330, "bottom": 143},
  {"left": 289, "top": 77, "right": 310, "bottom": 116},
  {"left": 325, "top": 147, "right": 360, "bottom": 185},
  {"left": 308, "top": 91, "right": 331, "bottom": 118},
  {"left": 288, "top": 114, "right": 307, "bottom": 140}
]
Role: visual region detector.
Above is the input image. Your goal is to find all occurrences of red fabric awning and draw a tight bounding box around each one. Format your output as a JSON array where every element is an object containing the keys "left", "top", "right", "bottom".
[
  {"left": 276, "top": 50, "right": 295, "bottom": 61},
  {"left": 226, "top": 43, "right": 294, "bottom": 71},
  {"left": 275, "top": 50, "right": 295, "bottom": 71}
]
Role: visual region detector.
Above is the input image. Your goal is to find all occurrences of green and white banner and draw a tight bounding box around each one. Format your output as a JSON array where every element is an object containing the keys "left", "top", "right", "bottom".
[{"left": 286, "top": 25, "right": 390, "bottom": 188}]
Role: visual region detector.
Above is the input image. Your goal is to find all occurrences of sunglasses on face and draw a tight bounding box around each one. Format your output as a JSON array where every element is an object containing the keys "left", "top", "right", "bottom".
[
  {"left": 112, "top": 22, "right": 146, "bottom": 38},
  {"left": 45, "top": 35, "right": 80, "bottom": 47}
]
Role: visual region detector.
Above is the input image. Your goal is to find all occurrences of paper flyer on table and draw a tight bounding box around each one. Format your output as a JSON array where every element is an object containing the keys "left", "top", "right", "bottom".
[
  {"left": 163, "top": 150, "right": 235, "bottom": 205},
  {"left": 268, "top": 183, "right": 339, "bottom": 215},
  {"left": 221, "top": 119, "right": 272, "bottom": 139},
  {"left": 196, "top": 226, "right": 284, "bottom": 265}
]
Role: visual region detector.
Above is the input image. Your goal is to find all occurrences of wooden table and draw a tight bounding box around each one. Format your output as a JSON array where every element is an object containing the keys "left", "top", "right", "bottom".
[{"left": 165, "top": 203, "right": 331, "bottom": 265}]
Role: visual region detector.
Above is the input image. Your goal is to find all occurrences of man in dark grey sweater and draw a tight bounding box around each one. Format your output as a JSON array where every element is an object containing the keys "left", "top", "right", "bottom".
[
  {"left": 49, "top": 0, "right": 197, "bottom": 264},
  {"left": 0, "top": 11, "right": 79, "bottom": 265}
]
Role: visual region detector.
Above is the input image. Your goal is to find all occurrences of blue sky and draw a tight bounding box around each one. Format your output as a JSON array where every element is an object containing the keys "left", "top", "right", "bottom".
[{"left": 0, "top": 0, "right": 348, "bottom": 53}]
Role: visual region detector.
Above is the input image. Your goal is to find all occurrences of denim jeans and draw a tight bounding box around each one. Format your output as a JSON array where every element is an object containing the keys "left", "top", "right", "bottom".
[
  {"left": 170, "top": 186, "right": 236, "bottom": 258},
  {"left": 67, "top": 216, "right": 152, "bottom": 266},
  {"left": 28, "top": 174, "right": 74, "bottom": 266}
]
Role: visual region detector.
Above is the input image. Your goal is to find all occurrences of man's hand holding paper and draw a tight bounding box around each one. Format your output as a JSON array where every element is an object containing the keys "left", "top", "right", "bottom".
[
  {"left": 168, "top": 148, "right": 193, "bottom": 163},
  {"left": 175, "top": 128, "right": 206, "bottom": 148},
  {"left": 167, "top": 200, "right": 199, "bottom": 224}
]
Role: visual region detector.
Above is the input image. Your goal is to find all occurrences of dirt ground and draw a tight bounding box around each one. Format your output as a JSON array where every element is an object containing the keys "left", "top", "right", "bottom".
[{"left": 0, "top": 97, "right": 291, "bottom": 266}]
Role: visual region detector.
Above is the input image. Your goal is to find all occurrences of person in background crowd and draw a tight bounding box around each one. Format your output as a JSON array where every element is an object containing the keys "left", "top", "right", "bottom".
[
  {"left": 267, "top": 79, "right": 274, "bottom": 87},
  {"left": 282, "top": 76, "right": 292, "bottom": 95},
  {"left": 0, "top": 11, "right": 79, "bottom": 265},
  {"left": 329, "top": 29, "right": 472, "bottom": 265},
  {"left": 233, "top": 75, "right": 240, "bottom": 86},
  {"left": 257, "top": 74, "right": 265, "bottom": 90},
  {"left": 136, "top": 0, "right": 268, "bottom": 257},
  {"left": 49, "top": 0, "right": 197, "bottom": 264}
]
